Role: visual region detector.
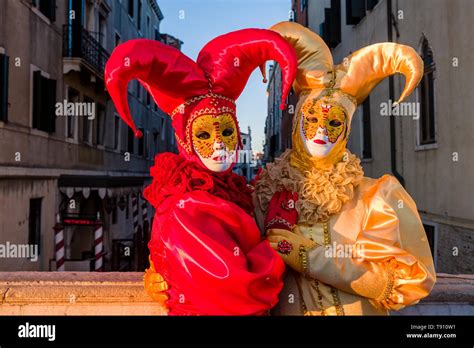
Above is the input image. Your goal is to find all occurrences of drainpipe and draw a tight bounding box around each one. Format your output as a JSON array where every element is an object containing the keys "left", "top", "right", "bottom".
[{"left": 387, "top": 0, "right": 405, "bottom": 186}]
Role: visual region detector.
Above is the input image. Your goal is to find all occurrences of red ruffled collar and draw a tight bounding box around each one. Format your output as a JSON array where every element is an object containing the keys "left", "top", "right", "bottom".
[{"left": 144, "top": 152, "right": 254, "bottom": 215}]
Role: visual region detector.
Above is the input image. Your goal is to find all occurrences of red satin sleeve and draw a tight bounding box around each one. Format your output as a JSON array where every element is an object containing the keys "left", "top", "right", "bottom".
[{"left": 148, "top": 190, "right": 285, "bottom": 315}]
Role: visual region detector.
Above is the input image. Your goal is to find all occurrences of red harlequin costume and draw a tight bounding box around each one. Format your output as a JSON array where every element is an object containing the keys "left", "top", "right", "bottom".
[{"left": 105, "top": 29, "right": 297, "bottom": 315}]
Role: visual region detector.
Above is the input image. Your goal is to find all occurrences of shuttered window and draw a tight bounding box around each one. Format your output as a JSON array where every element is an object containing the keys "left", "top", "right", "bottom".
[
  {"left": 346, "top": 0, "right": 366, "bottom": 25},
  {"left": 31, "top": 0, "right": 56, "bottom": 22},
  {"left": 32, "top": 71, "right": 56, "bottom": 133},
  {"left": 0, "top": 53, "right": 9, "bottom": 122},
  {"left": 362, "top": 96, "right": 372, "bottom": 159},
  {"left": 419, "top": 37, "right": 436, "bottom": 145}
]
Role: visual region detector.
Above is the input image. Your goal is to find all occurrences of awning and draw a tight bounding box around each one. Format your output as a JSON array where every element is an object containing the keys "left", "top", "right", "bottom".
[{"left": 58, "top": 175, "right": 150, "bottom": 199}]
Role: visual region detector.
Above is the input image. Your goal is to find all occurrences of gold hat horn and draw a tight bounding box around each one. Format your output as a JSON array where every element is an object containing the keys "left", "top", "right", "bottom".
[
  {"left": 270, "top": 21, "right": 334, "bottom": 94},
  {"left": 336, "top": 43, "right": 424, "bottom": 104},
  {"left": 271, "top": 22, "right": 424, "bottom": 105}
]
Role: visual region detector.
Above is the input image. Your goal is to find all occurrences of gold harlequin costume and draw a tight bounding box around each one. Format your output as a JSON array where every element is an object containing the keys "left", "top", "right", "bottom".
[{"left": 254, "top": 22, "right": 436, "bottom": 315}]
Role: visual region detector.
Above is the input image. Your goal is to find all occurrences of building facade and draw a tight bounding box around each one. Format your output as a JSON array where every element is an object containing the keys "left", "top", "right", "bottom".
[
  {"left": 0, "top": 0, "right": 179, "bottom": 272},
  {"left": 233, "top": 127, "right": 256, "bottom": 182},
  {"left": 264, "top": 64, "right": 296, "bottom": 163},
  {"left": 264, "top": 0, "right": 473, "bottom": 274}
]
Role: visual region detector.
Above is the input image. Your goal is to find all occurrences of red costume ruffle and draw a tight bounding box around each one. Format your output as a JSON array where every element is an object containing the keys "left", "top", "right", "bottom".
[{"left": 144, "top": 152, "right": 254, "bottom": 216}]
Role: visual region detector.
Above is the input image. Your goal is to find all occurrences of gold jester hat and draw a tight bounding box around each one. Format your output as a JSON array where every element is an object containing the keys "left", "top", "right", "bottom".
[{"left": 270, "top": 21, "right": 424, "bottom": 168}]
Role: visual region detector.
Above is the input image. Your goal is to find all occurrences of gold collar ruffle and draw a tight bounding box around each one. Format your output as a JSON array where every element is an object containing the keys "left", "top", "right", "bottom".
[{"left": 255, "top": 149, "right": 364, "bottom": 225}]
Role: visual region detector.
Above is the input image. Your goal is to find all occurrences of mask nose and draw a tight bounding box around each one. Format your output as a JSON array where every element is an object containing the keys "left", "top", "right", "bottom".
[
  {"left": 214, "top": 140, "right": 225, "bottom": 151},
  {"left": 317, "top": 127, "right": 328, "bottom": 136}
]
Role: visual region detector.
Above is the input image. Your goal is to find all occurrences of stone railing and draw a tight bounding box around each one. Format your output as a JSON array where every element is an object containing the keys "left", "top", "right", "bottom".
[
  {"left": 0, "top": 272, "right": 166, "bottom": 315},
  {"left": 0, "top": 272, "right": 472, "bottom": 315}
]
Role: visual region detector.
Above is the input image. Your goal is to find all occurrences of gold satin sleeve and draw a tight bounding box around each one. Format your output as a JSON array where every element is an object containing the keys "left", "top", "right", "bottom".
[{"left": 305, "top": 174, "right": 436, "bottom": 311}]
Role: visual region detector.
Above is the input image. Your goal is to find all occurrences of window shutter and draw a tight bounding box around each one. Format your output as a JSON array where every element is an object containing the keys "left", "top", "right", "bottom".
[
  {"left": 367, "top": 0, "right": 378, "bottom": 11},
  {"left": 45, "top": 78, "right": 56, "bottom": 133},
  {"left": 323, "top": 1, "right": 341, "bottom": 48},
  {"left": 32, "top": 70, "right": 42, "bottom": 129},
  {"left": 0, "top": 54, "right": 9, "bottom": 122},
  {"left": 346, "top": 0, "right": 366, "bottom": 25},
  {"left": 50, "top": 0, "right": 56, "bottom": 22}
]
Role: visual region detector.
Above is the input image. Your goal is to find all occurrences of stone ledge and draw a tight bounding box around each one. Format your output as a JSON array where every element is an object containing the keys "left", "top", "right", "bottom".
[
  {"left": 0, "top": 272, "right": 166, "bottom": 315},
  {"left": 0, "top": 272, "right": 473, "bottom": 315}
]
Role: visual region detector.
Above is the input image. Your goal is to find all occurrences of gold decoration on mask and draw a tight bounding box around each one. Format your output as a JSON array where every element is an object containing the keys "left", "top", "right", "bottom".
[
  {"left": 191, "top": 113, "right": 237, "bottom": 158},
  {"left": 291, "top": 93, "right": 350, "bottom": 171},
  {"left": 301, "top": 98, "right": 346, "bottom": 144}
]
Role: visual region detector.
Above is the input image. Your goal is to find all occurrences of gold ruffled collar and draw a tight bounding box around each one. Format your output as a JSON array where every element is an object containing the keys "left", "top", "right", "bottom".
[{"left": 254, "top": 149, "right": 364, "bottom": 225}]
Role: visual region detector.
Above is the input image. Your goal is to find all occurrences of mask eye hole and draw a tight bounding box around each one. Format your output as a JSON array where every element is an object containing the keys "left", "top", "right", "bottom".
[
  {"left": 329, "top": 120, "right": 342, "bottom": 127},
  {"left": 306, "top": 116, "right": 318, "bottom": 124},
  {"left": 196, "top": 131, "right": 210, "bottom": 140},
  {"left": 222, "top": 128, "right": 234, "bottom": 137}
]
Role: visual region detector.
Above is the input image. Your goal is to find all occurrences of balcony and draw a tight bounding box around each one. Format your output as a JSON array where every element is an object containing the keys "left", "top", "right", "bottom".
[
  {"left": 62, "top": 25, "right": 110, "bottom": 78},
  {"left": 0, "top": 273, "right": 472, "bottom": 315}
]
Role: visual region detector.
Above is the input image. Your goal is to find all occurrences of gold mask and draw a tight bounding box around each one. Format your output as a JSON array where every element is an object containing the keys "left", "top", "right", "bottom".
[
  {"left": 301, "top": 98, "right": 346, "bottom": 144},
  {"left": 191, "top": 113, "right": 238, "bottom": 172}
]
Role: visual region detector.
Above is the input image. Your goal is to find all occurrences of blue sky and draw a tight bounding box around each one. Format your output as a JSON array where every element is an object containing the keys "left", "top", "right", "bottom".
[{"left": 158, "top": 0, "right": 291, "bottom": 152}]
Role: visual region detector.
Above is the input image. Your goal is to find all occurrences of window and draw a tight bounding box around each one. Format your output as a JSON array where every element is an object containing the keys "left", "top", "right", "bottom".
[
  {"left": 346, "top": 0, "right": 366, "bottom": 25},
  {"left": 66, "top": 87, "right": 79, "bottom": 139},
  {"left": 115, "top": 32, "right": 122, "bottom": 47},
  {"left": 153, "top": 131, "right": 159, "bottom": 153},
  {"left": 419, "top": 37, "right": 436, "bottom": 145},
  {"left": 95, "top": 104, "right": 105, "bottom": 145},
  {"left": 82, "top": 96, "right": 93, "bottom": 143},
  {"left": 98, "top": 13, "right": 107, "bottom": 48},
  {"left": 160, "top": 118, "right": 166, "bottom": 141},
  {"left": 300, "top": 0, "right": 307, "bottom": 12},
  {"left": 32, "top": 0, "right": 56, "bottom": 22},
  {"left": 322, "top": 0, "right": 341, "bottom": 48},
  {"left": 32, "top": 70, "right": 56, "bottom": 133},
  {"left": 154, "top": 28, "right": 160, "bottom": 41},
  {"left": 367, "top": 0, "right": 379, "bottom": 11},
  {"left": 138, "top": 128, "right": 144, "bottom": 156},
  {"left": 361, "top": 96, "right": 372, "bottom": 159},
  {"left": 146, "top": 91, "right": 151, "bottom": 106},
  {"left": 0, "top": 53, "right": 9, "bottom": 122},
  {"left": 136, "top": 81, "right": 141, "bottom": 100},
  {"left": 137, "top": 0, "right": 142, "bottom": 31},
  {"left": 243, "top": 138, "right": 247, "bottom": 145},
  {"left": 147, "top": 16, "right": 151, "bottom": 37},
  {"left": 127, "top": 0, "right": 134, "bottom": 18},
  {"left": 114, "top": 113, "right": 120, "bottom": 150},
  {"left": 28, "top": 198, "right": 42, "bottom": 254},
  {"left": 146, "top": 131, "right": 151, "bottom": 158},
  {"left": 127, "top": 127, "right": 135, "bottom": 154},
  {"left": 423, "top": 223, "right": 436, "bottom": 267}
]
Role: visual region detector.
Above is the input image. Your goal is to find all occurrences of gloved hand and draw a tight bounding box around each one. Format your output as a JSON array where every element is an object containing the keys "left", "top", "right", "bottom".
[
  {"left": 264, "top": 190, "right": 299, "bottom": 232},
  {"left": 143, "top": 256, "right": 169, "bottom": 303},
  {"left": 266, "top": 227, "right": 319, "bottom": 274}
]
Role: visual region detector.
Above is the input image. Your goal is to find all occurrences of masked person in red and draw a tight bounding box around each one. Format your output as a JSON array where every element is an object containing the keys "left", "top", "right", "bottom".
[{"left": 105, "top": 29, "right": 297, "bottom": 315}]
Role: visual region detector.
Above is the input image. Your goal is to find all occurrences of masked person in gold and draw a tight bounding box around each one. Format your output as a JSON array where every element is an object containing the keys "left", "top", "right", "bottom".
[{"left": 254, "top": 22, "right": 436, "bottom": 316}]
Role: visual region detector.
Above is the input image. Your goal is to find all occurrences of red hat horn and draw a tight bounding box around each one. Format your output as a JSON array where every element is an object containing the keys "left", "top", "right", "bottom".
[
  {"left": 197, "top": 28, "right": 297, "bottom": 109},
  {"left": 105, "top": 40, "right": 209, "bottom": 137}
]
